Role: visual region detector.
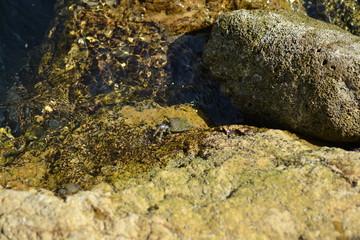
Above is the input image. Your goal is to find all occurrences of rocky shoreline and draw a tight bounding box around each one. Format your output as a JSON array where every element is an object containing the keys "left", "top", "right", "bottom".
[
  {"left": 1, "top": 128, "right": 360, "bottom": 239},
  {"left": 0, "top": 0, "right": 359, "bottom": 239}
]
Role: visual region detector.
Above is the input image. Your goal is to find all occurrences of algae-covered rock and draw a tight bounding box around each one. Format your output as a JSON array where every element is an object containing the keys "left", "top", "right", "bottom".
[
  {"left": 203, "top": 9, "right": 360, "bottom": 142},
  {"left": 1, "top": 1, "right": 360, "bottom": 239},
  {"left": 1, "top": 128, "right": 359, "bottom": 239}
]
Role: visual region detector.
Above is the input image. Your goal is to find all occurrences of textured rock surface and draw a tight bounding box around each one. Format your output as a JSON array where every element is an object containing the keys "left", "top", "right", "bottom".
[
  {"left": 1, "top": 128, "right": 360, "bottom": 239},
  {"left": 202, "top": 9, "right": 360, "bottom": 142},
  {"left": 1, "top": 1, "right": 360, "bottom": 240}
]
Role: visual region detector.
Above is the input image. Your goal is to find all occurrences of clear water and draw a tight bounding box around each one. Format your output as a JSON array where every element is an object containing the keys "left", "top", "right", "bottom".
[{"left": 0, "top": 0, "right": 55, "bottom": 104}]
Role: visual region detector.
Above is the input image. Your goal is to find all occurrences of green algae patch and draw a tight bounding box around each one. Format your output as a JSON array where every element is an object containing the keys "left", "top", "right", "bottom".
[
  {"left": 119, "top": 103, "right": 208, "bottom": 129},
  {"left": 0, "top": 153, "right": 47, "bottom": 190},
  {"left": 0, "top": 102, "right": 210, "bottom": 192}
]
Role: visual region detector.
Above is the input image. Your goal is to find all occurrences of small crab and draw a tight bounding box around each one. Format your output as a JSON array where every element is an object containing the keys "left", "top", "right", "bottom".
[
  {"left": 153, "top": 122, "right": 172, "bottom": 141},
  {"left": 153, "top": 117, "right": 193, "bottom": 141}
]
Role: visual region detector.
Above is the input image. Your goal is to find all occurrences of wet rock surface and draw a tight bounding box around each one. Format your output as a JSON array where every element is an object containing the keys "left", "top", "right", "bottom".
[
  {"left": 203, "top": 9, "right": 360, "bottom": 142},
  {"left": 0, "top": 0, "right": 360, "bottom": 239},
  {"left": 304, "top": 0, "right": 360, "bottom": 36},
  {"left": 1, "top": 0, "right": 305, "bottom": 191},
  {"left": 1, "top": 129, "right": 360, "bottom": 239}
]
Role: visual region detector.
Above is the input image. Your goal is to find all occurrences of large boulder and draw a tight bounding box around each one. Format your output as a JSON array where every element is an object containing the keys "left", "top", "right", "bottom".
[{"left": 202, "top": 9, "right": 360, "bottom": 142}]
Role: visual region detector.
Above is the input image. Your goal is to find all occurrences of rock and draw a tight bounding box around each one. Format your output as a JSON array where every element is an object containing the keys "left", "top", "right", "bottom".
[
  {"left": 202, "top": 9, "right": 360, "bottom": 142},
  {"left": 1, "top": 2, "right": 360, "bottom": 240},
  {"left": 140, "top": 0, "right": 304, "bottom": 33},
  {"left": 1, "top": 128, "right": 360, "bottom": 239},
  {"left": 0, "top": 189, "right": 151, "bottom": 240}
]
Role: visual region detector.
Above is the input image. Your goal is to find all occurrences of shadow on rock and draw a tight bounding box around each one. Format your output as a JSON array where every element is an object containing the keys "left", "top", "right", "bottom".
[{"left": 164, "top": 29, "right": 243, "bottom": 126}]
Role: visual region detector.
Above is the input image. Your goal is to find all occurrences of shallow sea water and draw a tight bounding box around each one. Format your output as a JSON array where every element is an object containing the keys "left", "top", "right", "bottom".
[{"left": 0, "top": 0, "right": 55, "bottom": 104}]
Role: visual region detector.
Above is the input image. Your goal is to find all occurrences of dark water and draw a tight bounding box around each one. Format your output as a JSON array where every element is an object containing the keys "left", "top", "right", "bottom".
[
  {"left": 165, "top": 31, "right": 244, "bottom": 125},
  {"left": 303, "top": 0, "right": 359, "bottom": 36},
  {"left": 0, "top": 0, "right": 55, "bottom": 103}
]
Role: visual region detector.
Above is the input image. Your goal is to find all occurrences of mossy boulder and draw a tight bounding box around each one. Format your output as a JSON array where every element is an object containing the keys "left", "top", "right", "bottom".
[{"left": 203, "top": 9, "right": 360, "bottom": 142}]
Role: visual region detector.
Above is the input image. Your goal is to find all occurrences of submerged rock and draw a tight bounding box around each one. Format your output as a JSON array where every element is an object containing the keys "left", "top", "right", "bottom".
[
  {"left": 203, "top": 9, "right": 360, "bottom": 142},
  {"left": 304, "top": 0, "right": 360, "bottom": 36}
]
